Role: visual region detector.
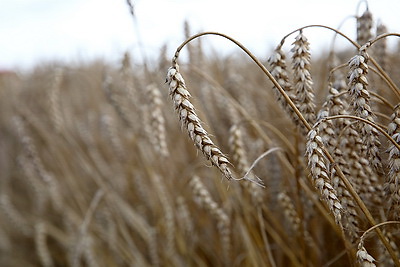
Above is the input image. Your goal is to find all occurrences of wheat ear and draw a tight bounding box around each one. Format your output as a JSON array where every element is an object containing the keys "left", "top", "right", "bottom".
[
  {"left": 347, "top": 45, "right": 383, "bottom": 172},
  {"left": 146, "top": 84, "right": 169, "bottom": 157},
  {"left": 356, "top": 244, "right": 376, "bottom": 267},
  {"left": 189, "top": 175, "right": 231, "bottom": 265},
  {"left": 277, "top": 191, "right": 315, "bottom": 248},
  {"left": 306, "top": 128, "right": 342, "bottom": 225},
  {"left": 100, "top": 113, "right": 125, "bottom": 160},
  {"left": 35, "top": 221, "right": 54, "bottom": 267},
  {"left": 291, "top": 30, "right": 316, "bottom": 126},
  {"left": 166, "top": 63, "right": 234, "bottom": 180},
  {"left": 102, "top": 72, "right": 132, "bottom": 128},
  {"left": 0, "top": 193, "right": 31, "bottom": 236},
  {"left": 228, "top": 123, "right": 264, "bottom": 204},
  {"left": 316, "top": 108, "right": 360, "bottom": 239},
  {"left": 13, "top": 116, "right": 62, "bottom": 211},
  {"left": 386, "top": 104, "right": 400, "bottom": 218},
  {"left": 48, "top": 68, "right": 64, "bottom": 133},
  {"left": 268, "top": 47, "right": 299, "bottom": 127},
  {"left": 151, "top": 174, "right": 175, "bottom": 258}
]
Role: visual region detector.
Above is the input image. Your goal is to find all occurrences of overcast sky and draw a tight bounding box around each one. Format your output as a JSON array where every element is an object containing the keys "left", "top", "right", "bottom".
[{"left": 1, "top": 0, "right": 399, "bottom": 70}]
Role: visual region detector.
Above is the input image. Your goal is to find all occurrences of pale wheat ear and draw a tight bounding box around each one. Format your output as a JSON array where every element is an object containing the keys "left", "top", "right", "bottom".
[
  {"left": 267, "top": 45, "right": 300, "bottom": 129},
  {"left": 34, "top": 221, "right": 54, "bottom": 267},
  {"left": 146, "top": 83, "right": 169, "bottom": 158},
  {"left": 48, "top": 67, "right": 64, "bottom": 133},
  {"left": 347, "top": 45, "right": 383, "bottom": 172},
  {"left": 290, "top": 30, "right": 316, "bottom": 127},
  {"left": 316, "top": 107, "right": 360, "bottom": 241},
  {"left": 165, "top": 64, "right": 234, "bottom": 181},
  {"left": 189, "top": 175, "right": 231, "bottom": 265},
  {"left": 228, "top": 123, "right": 265, "bottom": 204},
  {"left": 305, "top": 127, "right": 343, "bottom": 225},
  {"left": 386, "top": 104, "right": 400, "bottom": 219}
]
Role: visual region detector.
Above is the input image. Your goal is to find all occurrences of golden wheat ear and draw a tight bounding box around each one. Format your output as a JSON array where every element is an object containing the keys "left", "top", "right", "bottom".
[{"left": 165, "top": 64, "right": 234, "bottom": 181}]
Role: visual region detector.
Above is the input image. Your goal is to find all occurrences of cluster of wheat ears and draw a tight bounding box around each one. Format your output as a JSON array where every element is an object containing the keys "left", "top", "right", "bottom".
[{"left": 1, "top": 2, "right": 400, "bottom": 267}]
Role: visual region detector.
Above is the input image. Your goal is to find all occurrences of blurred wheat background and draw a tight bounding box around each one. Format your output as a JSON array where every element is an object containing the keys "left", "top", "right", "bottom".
[{"left": 1, "top": 1, "right": 400, "bottom": 266}]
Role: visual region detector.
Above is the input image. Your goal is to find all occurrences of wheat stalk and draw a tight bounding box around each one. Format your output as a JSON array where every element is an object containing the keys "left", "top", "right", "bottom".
[
  {"left": 100, "top": 112, "right": 125, "bottom": 160},
  {"left": 12, "top": 116, "right": 62, "bottom": 211}
]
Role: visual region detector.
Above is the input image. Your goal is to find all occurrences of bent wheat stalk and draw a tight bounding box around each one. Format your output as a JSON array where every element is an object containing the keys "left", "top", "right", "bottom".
[{"left": 168, "top": 32, "right": 400, "bottom": 264}]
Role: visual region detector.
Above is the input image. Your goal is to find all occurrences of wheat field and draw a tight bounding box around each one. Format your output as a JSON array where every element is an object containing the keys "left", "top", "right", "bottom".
[{"left": 1, "top": 2, "right": 400, "bottom": 267}]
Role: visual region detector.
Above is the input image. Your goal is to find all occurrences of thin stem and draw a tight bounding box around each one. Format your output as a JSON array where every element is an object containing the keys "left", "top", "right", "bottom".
[
  {"left": 240, "top": 147, "right": 282, "bottom": 183},
  {"left": 368, "top": 32, "right": 400, "bottom": 47},
  {"left": 328, "top": 15, "right": 356, "bottom": 55},
  {"left": 356, "top": 0, "right": 369, "bottom": 16},
  {"left": 299, "top": 178, "right": 353, "bottom": 252},
  {"left": 328, "top": 63, "right": 348, "bottom": 82},
  {"left": 359, "top": 221, "right": 400, "bottom": 242},
  {"left": 374, "top": 112, "right": 391, "bottom": 123},
  {"left": 278, "top": 24, "right": 359, "bottom": 49},
  {"left": 258, "top": 120, "right": 296, "bottom": 155},
  {"left": 258, "top": 208, "right": 277, "bottom": 267},
  {"left": 369, "top": 91, "right": 394, "bottom": 110},
  {"left": 261, "top": 209, "right": 303, "bottom": 267},
  {"left": 369, "top": 65, "right": 400, "bottom": 102},
  {"left": 321, "top": 114, "right": 400, "bottom": 151}
]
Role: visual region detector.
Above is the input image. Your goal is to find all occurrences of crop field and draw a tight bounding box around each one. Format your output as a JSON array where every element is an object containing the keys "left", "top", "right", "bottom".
[{"left": 1, "top": 1, "right": 400, "bottom": 266}]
